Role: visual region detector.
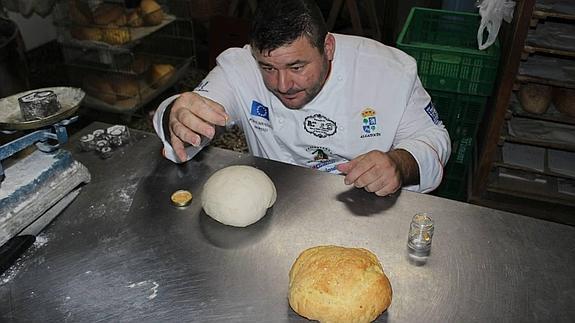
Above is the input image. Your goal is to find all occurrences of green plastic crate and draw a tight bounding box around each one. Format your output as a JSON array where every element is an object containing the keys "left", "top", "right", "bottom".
[
  {"left": 434, "top": 158, "right": 469, "bottom": 201},
  {"left": 397, "top": 7, "right": 500, "bottom": 96},
  {"left": 429, "top": 89, "right": 488, "bottom": 142},
  {"left": 430, "top": 90, "right": 483, "bottom": 201}
]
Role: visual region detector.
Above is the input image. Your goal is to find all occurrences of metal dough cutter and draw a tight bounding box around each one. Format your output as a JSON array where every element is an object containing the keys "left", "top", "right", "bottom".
[{"left": 0, "top": 87, "right": 91, "bottom": 274}]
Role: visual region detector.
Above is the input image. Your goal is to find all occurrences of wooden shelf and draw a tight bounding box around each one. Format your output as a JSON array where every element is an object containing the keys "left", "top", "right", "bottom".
[
  {"left": 532, "top": 9, "right": 575, "bottom": 21},
  {"left": 486, "top": 174, "right": 575, "bottom": 207},
  {"left": 503, "top": 135, "right": 575, "bottom": 152},
  {"left": 533, "top": 0, "right": 575, "bottom": 21},
  {"left": 516, "top": 74, "right": 575, "bottom": 89},
  {"left": 512, "top": 109, "right": 575, "bottom": 126},
  {"left": 524, "top": 45, "right": 575, "bottom": 58},
  {"left": 493, "top": 161, "right": 575, "bottom": 181}
]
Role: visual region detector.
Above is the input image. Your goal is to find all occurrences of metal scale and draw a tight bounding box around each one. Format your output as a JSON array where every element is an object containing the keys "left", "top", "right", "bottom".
[{"left": 0, "top": 87, "right": 91, "bottom": 273}]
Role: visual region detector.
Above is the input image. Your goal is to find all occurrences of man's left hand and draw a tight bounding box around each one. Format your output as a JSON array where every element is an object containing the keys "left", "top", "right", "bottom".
[{"left": 336, "top": 149, "right": 419, "bottom": 196}]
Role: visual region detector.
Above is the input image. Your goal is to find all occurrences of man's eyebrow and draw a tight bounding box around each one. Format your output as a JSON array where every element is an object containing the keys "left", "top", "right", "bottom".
[
  {"left": 257, "top": 61, "right": 273, "bottom": 67},
  {"left": 257, "top": 60, "right": 308, "bottom": 68},
  {"left": 286, "top": 60, "right": 307, "bottom": 67}
]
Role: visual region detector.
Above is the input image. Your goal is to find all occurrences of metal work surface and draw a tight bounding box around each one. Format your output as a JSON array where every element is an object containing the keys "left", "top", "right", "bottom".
[{"left": 1, "top": 122, "right": 574, "bottom": 322}]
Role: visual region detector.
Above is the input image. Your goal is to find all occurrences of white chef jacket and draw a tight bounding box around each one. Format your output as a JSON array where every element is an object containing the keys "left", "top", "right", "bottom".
[{"left": 153, "top": 33, "right": 451, "bottom": 193}]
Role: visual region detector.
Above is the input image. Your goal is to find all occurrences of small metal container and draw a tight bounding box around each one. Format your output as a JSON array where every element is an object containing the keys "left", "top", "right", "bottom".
[
  {"left": 79, "top": 134, "right": 96, "bottom": 151},
  {"left": 171, "top": 190, "right": 193, "bottom": 207},
  {"left": 407, "top": 212, "right": 434, "bottom": 256}
]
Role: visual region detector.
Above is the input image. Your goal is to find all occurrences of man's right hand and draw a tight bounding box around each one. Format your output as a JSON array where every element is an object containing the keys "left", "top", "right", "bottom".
[{"left": 168, "top": 92, "right": 229, "bottom": 161}]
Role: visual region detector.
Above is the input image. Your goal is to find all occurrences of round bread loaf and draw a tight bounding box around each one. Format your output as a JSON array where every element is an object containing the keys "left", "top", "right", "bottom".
[
  {"left": 553, "top": 87, "right": 575, "bottom": 118},
  {"left": 93, "top": 4, "right": 126, "bottom": 26},
  {"left": 140, "top": 0, "right": 164, "bottom": 26},
  {"left": 201, "top": 165, "right": 276, "bottom": 227},
  {"left": 518, "top": 83, "right": 552, "bottom": 115},
  {"left": 110, "top": 78, "right": 140, "bottom": 100},
  {"left": 84, "top": 75, "right": 116, "bottom": 105},
  {"left": 149, "top": 63, "right": 175, "bottom": 88},
  {"left": 289, "top": 246, "right": 392, "bottom": 323}
]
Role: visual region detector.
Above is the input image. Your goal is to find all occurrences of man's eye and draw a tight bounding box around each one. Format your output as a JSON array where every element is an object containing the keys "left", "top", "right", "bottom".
[
  {"left": 261, "top": 66, "right": 274, "bottom": 72},
  {"left": 291, "top": 66, "right": 303, "bottom": 71}
]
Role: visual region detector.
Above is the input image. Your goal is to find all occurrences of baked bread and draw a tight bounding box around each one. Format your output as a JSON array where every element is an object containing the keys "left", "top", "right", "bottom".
[
  {"left": 140, "top": 0, "right": 164, "bottom": 26},
  {"left": 84, "top": 75, "right": 116, "bottom": 105},
  {"left": 70, "top": 27, "right": 102, "bottom": 41},
  {"left": 553, "top": 87, "right": 575, "bottom": 118},
  {"left": 110, "top": 78, "right": 140, "bottom": 100},
  {"left": 148, "top": 63, "right": 175, "bottom": 88},
  {"left": 289, "top": 246, "right": 392, "bottom": 323},
  {"left": 127, "top": 10, "right": 143, "bottom": 27},
  {"left": 93, "top": 4, "right": 127, "bottom": 26},
  {"left": 101, "top": 25, "right": 130, "bottom": 45},
  {"left": 518, "top": 83, "right": 552, "bottom": 115}
]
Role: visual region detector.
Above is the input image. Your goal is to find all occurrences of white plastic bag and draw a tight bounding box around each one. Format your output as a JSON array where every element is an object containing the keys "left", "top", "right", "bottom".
[{"left": 477, "top": 0, "right": 516, "bottom": 50}]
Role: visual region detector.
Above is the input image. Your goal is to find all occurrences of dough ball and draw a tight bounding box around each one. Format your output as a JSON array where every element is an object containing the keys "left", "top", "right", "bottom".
[
  {"left": 289, "top": 245, "right": 392, "bottom": 323},
  {"left": 201, "top": 166, "right": 276, "bottom": 227}
]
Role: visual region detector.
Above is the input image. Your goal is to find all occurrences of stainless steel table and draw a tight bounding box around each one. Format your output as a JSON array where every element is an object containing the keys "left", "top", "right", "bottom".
[{"left": 1, "top": 122, "right": 574, "bottom": 322}]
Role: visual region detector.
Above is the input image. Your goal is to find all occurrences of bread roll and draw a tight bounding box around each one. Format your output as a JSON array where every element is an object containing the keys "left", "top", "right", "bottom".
[
  {"left": 70, "top": 27, "right": 102, "bottom": 41},
  {"left": 93, "top": 4, "right": 126, "bottom": 26},
  {"left": 84, "top": 76, "right": 116, "bottom": 105},
  {"left": 553, "top": 87, "right": 575, "bottom": 118},
  {"left": 518, "top": 83, "right": 552, "bottom": 115},
  {"left": 289, "top": 246, "right": 392, "bottom": 323},
  {"left": 140, "top": 0, "right": 164, "bottom": 26},
  {"left": 101, "top": 25, "right": 130, "bottom": 45},
  {"left": 127, "top": 10, "right": 143, "bottom": 27},
  {"left": 110, "top": 78, "right": 140, "bottom": 100},
  {"left": 149, "top": 64, "right": 175, "bottom": 88}
]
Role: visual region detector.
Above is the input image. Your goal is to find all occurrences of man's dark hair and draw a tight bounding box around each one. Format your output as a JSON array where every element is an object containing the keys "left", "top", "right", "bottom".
[{"left": 250, "top": 0, "right": 328, "bottom": 55}]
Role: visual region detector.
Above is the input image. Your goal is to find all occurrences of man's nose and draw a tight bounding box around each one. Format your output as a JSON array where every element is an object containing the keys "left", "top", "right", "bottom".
[{"left": 277, "top": 70, "right": 292, "bottom": 93}]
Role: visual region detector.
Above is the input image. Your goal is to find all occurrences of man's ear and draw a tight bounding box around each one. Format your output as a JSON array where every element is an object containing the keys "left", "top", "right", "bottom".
[{"left": 324, "top": 33, "right": 335, "bottom": 60}]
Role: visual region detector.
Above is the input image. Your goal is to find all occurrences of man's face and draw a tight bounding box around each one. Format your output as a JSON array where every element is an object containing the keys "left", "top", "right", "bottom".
[{"left": 252, "top": 34, "right": 335, "bottom": 109}]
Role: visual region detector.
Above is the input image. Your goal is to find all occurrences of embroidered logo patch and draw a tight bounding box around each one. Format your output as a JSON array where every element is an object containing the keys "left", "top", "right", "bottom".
[
  {"left": 304, "top": 114, "right": 337, "bottom": 138},
  {"left": 304, "top": 146, "right": 343, "bottom": 173},
  {"left": 424, "top": 101, "right": 441, "bottom": 125},
  {"left": 250, "top": 101, "right": 270, "bottom": 120},
  {"left": 360, "top": 108, "right": 381, "bottom": 138}
]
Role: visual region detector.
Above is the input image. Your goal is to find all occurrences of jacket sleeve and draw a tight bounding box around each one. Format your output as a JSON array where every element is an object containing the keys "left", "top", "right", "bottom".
[
  {"left": 152, "top": 51, "right": 242, "bottom": 163},
  {"left": 393, "top": 75, "right": 451, "bottom": 193}
]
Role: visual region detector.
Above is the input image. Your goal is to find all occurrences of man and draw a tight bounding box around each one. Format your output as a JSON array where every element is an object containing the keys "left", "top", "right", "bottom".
[{"left": 153, "top": 0, "right": 450, "bottom": 196}]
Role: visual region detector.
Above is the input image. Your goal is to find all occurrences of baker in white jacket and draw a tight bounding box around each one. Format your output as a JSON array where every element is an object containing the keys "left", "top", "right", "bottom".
[{"left": 153, "top": 0, "right": 450, "bottom": 196}]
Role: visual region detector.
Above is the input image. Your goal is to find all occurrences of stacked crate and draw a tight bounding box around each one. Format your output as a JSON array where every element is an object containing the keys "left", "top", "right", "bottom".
[{"left": 397, "top": 8, "right": 501, "bottom": 200}]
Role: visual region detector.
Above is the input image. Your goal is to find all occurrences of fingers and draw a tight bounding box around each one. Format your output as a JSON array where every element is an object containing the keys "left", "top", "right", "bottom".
[
  {"left": 168, "top": 92, "right": 228, "bottom": 149},
  {"left": 170, "top": 131, "right": 188, "bottom": 162},
  {"left": 341, "top": 151, "right": 402, "bottom": 196}
]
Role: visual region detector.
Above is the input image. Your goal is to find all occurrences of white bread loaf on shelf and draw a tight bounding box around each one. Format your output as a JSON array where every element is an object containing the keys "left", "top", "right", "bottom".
[
  {"left": 518, "top": 83, "right": 552, "bottom": 115},
  {"left": 289, "top": 246, "right": 392, "bottom": 323}
]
